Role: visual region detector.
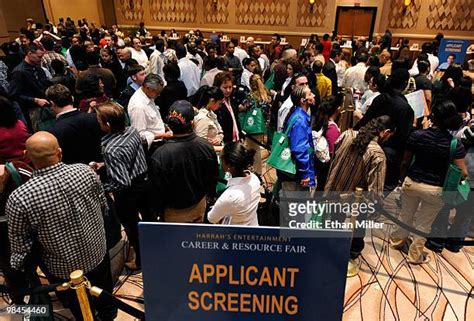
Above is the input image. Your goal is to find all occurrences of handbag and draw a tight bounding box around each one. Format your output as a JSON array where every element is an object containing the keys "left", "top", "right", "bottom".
[
  {"left": 37, "top": 107, "right": 56, "bottom": 131},
  {"left": 266, "top": 115, "right": 298, "bottom": 175},
  {"left": 312, "top": 129, "right": 330, "bottom": 163},
  {"left": 239, "top": 100, "right": 266, "bottom": 135},
  {"left": 442, "top": 138, "right": 470, "bottom": 206}
]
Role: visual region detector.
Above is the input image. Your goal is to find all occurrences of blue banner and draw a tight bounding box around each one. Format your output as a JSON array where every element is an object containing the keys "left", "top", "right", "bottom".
[
  {"left": 139, "top": 223, "right": 352, "bottom": 321},
  {"left": 438, "top": 39, "right": 470, "bottom": 68}
]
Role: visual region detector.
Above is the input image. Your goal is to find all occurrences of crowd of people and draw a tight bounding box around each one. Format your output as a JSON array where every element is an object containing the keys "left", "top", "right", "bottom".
[{"left": 0, "top": 17, "right": 473, "bottom": 319}]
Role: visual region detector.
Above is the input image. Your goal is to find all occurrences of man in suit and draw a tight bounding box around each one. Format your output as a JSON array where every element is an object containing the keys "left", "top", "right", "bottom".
[
  {"left": 116, "top": 46, "right": 139, "bottom": 93},
  {"left": 46, "top": 84, "right": 103, "bottom": 164},
  {"left": 116, "top": 64, "right": 146, "bottom": 109},
  {"left": 322, "top": 48, "right": 340, "bottom": 96}
]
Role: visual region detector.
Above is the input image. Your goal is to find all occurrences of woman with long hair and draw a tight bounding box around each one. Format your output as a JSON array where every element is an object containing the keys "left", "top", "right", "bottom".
[
  {"left": 245, "top": 74, "right": 272, "bottom": 174},
  {"left": 193, "top": 85, "right": 225, "bottom": 150},
  {"left": 281, "top": 58, "right": 304, "bottom": 98},
  {"left": 208, "top": 142, "right": 260, "bottom": 226},
  {"left": 312, "top": 95, "right": 342, "bottom": 190},
  {"left": 75, "top": 73, "right": 109, "bottom": 112},
  {"left": 432, "top": 64, "right": 464, "bottom": 105},
  {"left": 391, "top": 100, "right": 467, "bottom": 264},
  {"left": 99, "top": 47, "right": 122, "bottom": 76},
  {"left": 241, "top": 57, "right": 258, "bottom": 90},
  {"left": 325, "top": 116, "right": 394, "bottom": 274}
]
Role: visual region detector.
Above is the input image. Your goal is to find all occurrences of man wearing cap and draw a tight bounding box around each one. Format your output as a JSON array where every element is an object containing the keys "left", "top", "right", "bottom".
[{"left": 148, "top": 100, "right": 219, "bottom": 223}]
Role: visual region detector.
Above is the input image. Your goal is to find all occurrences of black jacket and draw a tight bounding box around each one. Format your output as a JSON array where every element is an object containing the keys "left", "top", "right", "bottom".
[
  {"left": 323, "top": 59, "right": 338, "bottom": 95},
  {"left": 149, "top": 133, "right": 218, "bottom": 210},
  {"left": 48, "top": 110, "right": 103, "bottom": 164},
  {"left": 354, "top": 90, "right": 414, "bottom": 152},
  {"left": 116, "top": 84, "right": 137, "bottom": 110},
  {"left": 216, "top": 98, "right": 241, "bottom": 144},
  {"left": 116, "top": 58, "right": 138, "bottom": 93},
  {"left": 155, "top": 80, "right": 188, "bottom": 119},
  {"left": 9, "top": 61, "right": 51, "bottom": 110}
]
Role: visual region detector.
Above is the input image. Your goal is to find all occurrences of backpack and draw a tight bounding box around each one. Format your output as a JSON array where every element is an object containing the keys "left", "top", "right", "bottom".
[{"left": 312, "top": 129, "right": 330, "bottom": 163}]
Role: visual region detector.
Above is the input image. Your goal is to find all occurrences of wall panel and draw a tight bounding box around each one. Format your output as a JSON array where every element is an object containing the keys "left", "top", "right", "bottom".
[{"left": 45, "top": 0, "right": 470, "bottom": 43}]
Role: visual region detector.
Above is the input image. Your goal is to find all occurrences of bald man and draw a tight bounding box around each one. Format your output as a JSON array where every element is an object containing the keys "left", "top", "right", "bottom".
[
  {"left": 6, "top": 132, "right": 117, "bottom": 320},
  {"left": 379, "top": 50, "right": 392, "bottom": 76}
]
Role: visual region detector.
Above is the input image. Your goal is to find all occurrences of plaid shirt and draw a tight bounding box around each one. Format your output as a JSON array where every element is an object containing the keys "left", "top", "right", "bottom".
[
  {"left": 6, "top": 162, "right": 107, "bottom": 279},
  {"left": 41, "top": 51, "right": 67, "bottom": 76}
]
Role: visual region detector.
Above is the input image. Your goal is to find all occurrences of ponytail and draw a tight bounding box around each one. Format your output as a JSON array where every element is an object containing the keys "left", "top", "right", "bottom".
[
  {"left": 193, "top": 85, "right": 224, "bottom": 109},
  {"left": 221, "top": 142, "right": 256, "bottom": 173}
]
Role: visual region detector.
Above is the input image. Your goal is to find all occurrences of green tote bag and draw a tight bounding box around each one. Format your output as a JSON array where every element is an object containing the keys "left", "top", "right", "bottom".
[
  {"left": 239, "top": 100, "right": 266, "bottom": 135},
  {"left": 443, "top": 138, "right": 470, "bottom": 206},
  {"left": 266, "top": 115, "right": 298, "bottom": 175}
]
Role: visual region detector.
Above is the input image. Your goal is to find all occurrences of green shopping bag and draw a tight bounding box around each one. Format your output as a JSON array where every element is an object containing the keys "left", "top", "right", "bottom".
[
  {"left": 37, "top": 107, "right": 56, "bottom": 131},
  {"left": 239, "top": 101, "right": 266, "bottom": 135},
  {"left": 216, "top": 154, "right": 231, "bottom": 194},
  {"left": 266, "top": 115, "right": 298, "bottom": 175},
  {"left": 264, "top": 71, "right": 275, "bottom": 90},
  {"left": 443, "top": 138, "right": 470, "bottom": 206}
]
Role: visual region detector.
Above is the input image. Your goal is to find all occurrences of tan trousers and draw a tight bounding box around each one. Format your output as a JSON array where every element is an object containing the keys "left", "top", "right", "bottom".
[
  {"left": 390, "top": 177, "right": 444, "bottom": 263},
  {"left": 164, "top": 197, "right": 206, "bottom": 223},
  {"left": 245, "top": 134, "right": 263, "bottom": 175}
]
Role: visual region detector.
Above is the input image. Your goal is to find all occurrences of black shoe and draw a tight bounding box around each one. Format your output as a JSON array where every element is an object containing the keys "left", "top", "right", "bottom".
[
  {"left": 425, "top": 238, "right": 444, "bottom": 253},
  {"left": 444, "top": 238, "right": 462, "bottom": 253}
]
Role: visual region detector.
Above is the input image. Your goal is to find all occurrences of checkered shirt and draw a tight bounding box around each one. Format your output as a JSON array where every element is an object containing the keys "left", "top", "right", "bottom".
[
  {"left": 41, "top": 51, "right": 67, "bottom": 76},
  {"left": 6, "top": 162, "right": 107, "bottom": 279}
]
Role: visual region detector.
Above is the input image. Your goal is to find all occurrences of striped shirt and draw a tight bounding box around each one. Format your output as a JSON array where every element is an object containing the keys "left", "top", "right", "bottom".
[
  {"left": 324, "top": 129, "right": 386, "bottom": 195},
  {"left": 6, "top": 162, "right": 107, "bottom": 279},
  {"left": 102, "top": 127, "right": 147, "bottom": 192}
]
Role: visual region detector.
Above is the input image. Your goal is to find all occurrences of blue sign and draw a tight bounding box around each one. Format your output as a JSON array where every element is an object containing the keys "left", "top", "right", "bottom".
[
  {"left": 438, "top": 39, "right": 470, "bottom": 68},
  {"left": 139, "top": 223, "right": 352, "bottom": 321}
]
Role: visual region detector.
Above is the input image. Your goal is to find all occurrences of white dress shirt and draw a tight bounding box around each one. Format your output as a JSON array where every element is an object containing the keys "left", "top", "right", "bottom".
[
  {"left": 342, "top": 62, "right": 368, "bottom": 92},
  {"left": 178, "top": 57, "right": 201, "bottom": 97},
  {"left": 409, "top": 53, "right": 439, "bottom": 79},
  {"left": 127, "top": 87, "right": 165, "bottom": 148},
  {"left": 277, "top": 96, "right": 293, "bottom": 132},
  {"left": 359, "top": 91, "right": 380, "bottom": 115},
  {"left": 148, "top": 49, "right": 166, "bottom": 81},
  {"left": 187, "top": 52, "right": 204, "bottom": 73},
  {"left": 200, "top": 68, "right": 222, "bottom": 87},
  {"left": 208, "top": 172, "right": 260, "bottom": 226},
  {"left": 241, "top": 68, "right": 253, "bottom": 90},
  {"left": 234, "top": 47, "right": 249, "bottom": 63},
  {"left": 131, "top": 48, "right": 149, "bottom": 67}
]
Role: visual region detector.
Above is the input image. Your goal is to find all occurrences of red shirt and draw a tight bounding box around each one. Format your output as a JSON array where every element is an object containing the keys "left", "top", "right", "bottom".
[
  {"left": 322, "top": 40, "right": 332, "bottom": 62},
  {"left": 0, "top": 120, "right": 29, "bottom": 163}
]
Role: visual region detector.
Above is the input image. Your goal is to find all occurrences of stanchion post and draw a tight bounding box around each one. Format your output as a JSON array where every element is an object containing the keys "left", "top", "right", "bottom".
[
  {"left": 70, "top": 270, "right": 94, "bottom": 321},
  {"left": 347, "top": 187, "right": 363, "bottom": 278}
]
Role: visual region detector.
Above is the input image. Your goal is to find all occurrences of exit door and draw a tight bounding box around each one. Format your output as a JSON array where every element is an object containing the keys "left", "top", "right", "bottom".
[{"left": 335, "top": 6, "right": 377, "bottom": 40}]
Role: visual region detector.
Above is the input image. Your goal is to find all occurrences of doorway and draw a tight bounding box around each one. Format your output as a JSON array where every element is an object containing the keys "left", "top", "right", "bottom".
[{"left": 334, "top": 6, "right": 377, "bottom": 40}]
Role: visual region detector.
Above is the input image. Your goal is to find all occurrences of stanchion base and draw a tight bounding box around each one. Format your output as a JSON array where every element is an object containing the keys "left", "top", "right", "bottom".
[{"left": 347, "top": 259, "right": 360, "bottom": 278}]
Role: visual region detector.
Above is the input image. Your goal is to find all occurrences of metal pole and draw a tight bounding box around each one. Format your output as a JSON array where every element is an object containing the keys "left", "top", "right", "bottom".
[
  {"left": 347, "top": 187, "right": 363, "bottom": 277},
  {"left": 70, "top": 270, "right": 94, "bottom": 321}
]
